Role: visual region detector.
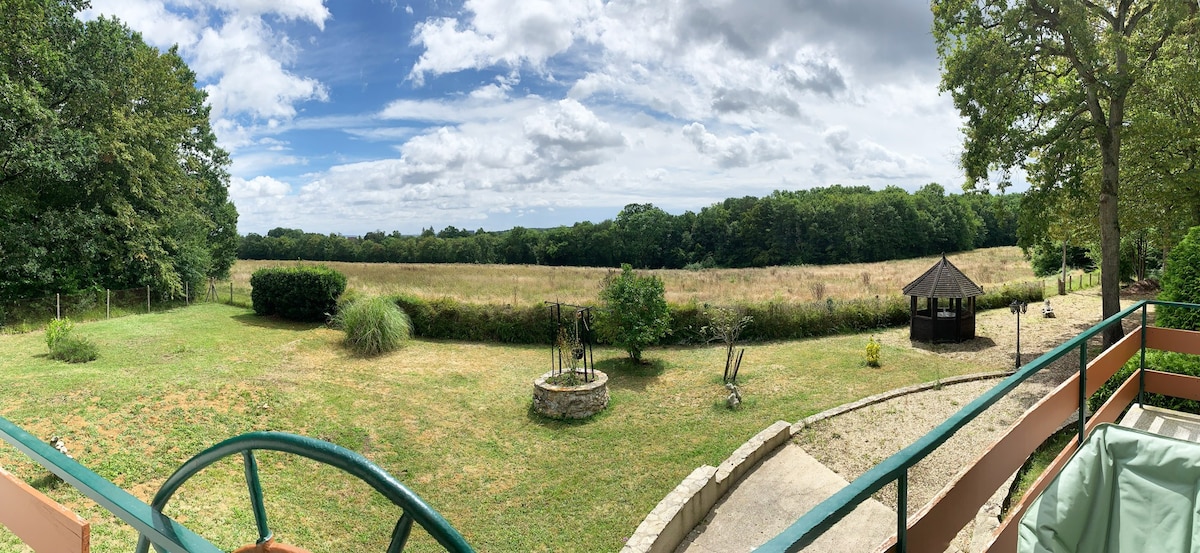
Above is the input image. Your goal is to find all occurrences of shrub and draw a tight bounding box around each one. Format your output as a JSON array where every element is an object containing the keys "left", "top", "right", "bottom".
[
  {"left": 336, "top": 296, "right": 412, "bottom": 356},
  {"left": 50, "top": 335, "right": 99, "bottom": 363},
  {"left": 44, "top": 318, "right": 97, "bottom": 363},
  {"left": 250, "top": 266, "right": 347, "bottom": 322},
  {"left": 976, "top": 281, "right": 1043, "bottom": 310},
  {"left": 45, "top": 318, "right": 74, "bottom": 350},
  {"left": 595, "top": 264, "right": 671, "bottom": 362},
  {"left": 865, "top": 337, "right": 881, "bottom": 367},
  {"left": 1158, "top": 226, "right": 1200, "bottom": 330}
]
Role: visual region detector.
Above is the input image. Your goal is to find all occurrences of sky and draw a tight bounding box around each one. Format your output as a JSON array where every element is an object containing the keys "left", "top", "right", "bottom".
[{"left": 79, "top": 0, "right": 980, "bottom": 236}]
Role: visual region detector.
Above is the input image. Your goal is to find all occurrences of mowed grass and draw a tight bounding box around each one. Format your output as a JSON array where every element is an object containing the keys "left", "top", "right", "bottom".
[
  {"left": 0, "top": 303, "right": 992, "bottom": 552},
  {"left": 230, "top": 246, "right": 1043, "bottom": 306}
]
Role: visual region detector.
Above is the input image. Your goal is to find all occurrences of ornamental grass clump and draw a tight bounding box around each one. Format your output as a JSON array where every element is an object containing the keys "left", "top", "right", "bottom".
[
  {"left": 45, "top": 318, "right": 98, "bottom": 363},
  {"left": 336, "top": 296, "right": 412, "bottom": 356}
]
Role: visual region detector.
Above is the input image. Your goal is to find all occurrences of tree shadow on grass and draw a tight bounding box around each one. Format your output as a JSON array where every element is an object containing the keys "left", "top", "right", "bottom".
[
  {"left": 910, "top": 335, "right": 998, "bottom": 354},
  {"left": 231, "top": 313, "right": 324, "bottom": 331},
  {"left": 29, "top": 472, "right": 66, "bottom": 492},
  {"left": 595, "top": 357, "right": 666, "bottom": 392}
]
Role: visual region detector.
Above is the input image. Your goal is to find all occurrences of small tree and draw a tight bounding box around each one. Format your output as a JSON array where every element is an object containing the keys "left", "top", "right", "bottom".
[
  {"left": 865, "top": 337, "right": 881, "bottom": 368},
  {"left": 1158, "top": 226, "right": 1200, "bottom": 330},
  {"left": 596, "top": 264, "right": 671, "bottom": 362},
  {"left": 702, "top": 305, "right": 752, "bottom": 383}
]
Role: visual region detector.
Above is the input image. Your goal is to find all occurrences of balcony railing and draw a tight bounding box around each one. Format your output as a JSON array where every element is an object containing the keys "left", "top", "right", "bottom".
[
  {"left": 759, "top": 300, "right": 1200, "bottom": 553},
  {"left": 0, "top": 417, "right": 473, "bottom": 552}
]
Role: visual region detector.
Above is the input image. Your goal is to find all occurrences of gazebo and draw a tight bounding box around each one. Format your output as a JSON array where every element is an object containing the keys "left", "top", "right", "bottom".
[{"left": 903, "top": 255, "right": 984, "bottom": 343}]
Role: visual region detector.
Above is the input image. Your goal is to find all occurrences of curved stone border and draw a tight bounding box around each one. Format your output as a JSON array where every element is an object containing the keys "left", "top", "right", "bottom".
[
  {"left": 532, "top": 370, "right": 609, "bottom": 419},
  {"left": 790, "top": 370, "right": 1012, "bottom": 433},
  {"left": 620, "top": 370, "right": 1012, "bottom": 553}
]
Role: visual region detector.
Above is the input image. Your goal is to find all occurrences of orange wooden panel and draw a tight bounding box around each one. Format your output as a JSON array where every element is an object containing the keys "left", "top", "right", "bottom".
[
  {"left": 986, "top": 369, "right": 1141, "bottom": 552},
  {"left": 1144, "top": 369, "right": 1200, "bottom": 401},
  {"left": 0, "top": 467, "right": 89, "bottom": 553},
  {"left": 1083, "top": 328, "right": 1144, "bottom": 396},
  {"left": 1145, "top": 326, "right": 1200, "bottom": 356}
]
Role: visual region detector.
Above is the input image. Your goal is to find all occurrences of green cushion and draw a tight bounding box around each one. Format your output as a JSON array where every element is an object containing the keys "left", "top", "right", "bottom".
[{"left": 1019, "top": 423, "right": 1200, "bottom": 552}]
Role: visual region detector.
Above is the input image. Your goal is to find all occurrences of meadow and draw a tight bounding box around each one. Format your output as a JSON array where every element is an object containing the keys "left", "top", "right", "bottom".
[
  {"left": 0, "top": 302, "right": 997, "bottom": 552},
  {"left": 230, "top": 246, "right": 1049, "bottom": 306}
]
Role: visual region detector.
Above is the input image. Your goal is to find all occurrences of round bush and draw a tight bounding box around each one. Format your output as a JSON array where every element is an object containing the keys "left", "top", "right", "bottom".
[
  {"left": 336, "top": 297, "right": 412, "bottom": 356},
  {"left": 250, "top": 265, "right": 347, "bottom": 322}
]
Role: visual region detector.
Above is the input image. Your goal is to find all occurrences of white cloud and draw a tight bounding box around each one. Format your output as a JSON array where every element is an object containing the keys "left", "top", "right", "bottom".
[
  {"left": 230, "top": 175, "right": 292, "bottom": 199},
  {"left": 409, "top": 0, "right": 599, "bottom": 82},
  {"left": 822, "top": 126, "right": 930, "bottom": 179},
  {"left": 193, "top": 14, "right": 328, "bottom": 121},
  {"left": 682, "top": 123, "right": 792, "bottom": 168},
  {"left": 524, "top": 99, "right": 625, "bottom": 172}
]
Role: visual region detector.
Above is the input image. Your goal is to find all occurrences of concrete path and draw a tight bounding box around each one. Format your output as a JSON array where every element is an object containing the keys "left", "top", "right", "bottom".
[{"left": 675, "top": 443, "right": 893, "bottom": 553}]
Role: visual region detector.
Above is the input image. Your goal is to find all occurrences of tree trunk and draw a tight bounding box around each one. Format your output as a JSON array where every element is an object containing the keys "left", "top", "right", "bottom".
[
  {"left": 1061, "top": 240, "right": 1068, "bottom": 288},
  {"left": 1099, "top": 144, "right": 1124, "bottom": 349}
]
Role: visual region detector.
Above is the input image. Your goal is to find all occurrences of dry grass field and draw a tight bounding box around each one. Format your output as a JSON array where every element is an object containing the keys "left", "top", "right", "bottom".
[{"left": 231, "top": 246, "right": 1073, "bottom": 306}]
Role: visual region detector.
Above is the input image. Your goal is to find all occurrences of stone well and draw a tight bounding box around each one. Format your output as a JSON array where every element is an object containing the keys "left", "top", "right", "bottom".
[{"left": 532, "top": 370, "right": 609, "bottom": 419}]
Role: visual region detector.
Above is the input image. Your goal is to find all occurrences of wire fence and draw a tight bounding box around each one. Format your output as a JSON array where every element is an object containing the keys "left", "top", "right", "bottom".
[
  {"left": 0, "top": 280, "right": 251, "bottom": 334},
  {"left": 1041, "top": 269, "right": 1101, "bottom": 298}
]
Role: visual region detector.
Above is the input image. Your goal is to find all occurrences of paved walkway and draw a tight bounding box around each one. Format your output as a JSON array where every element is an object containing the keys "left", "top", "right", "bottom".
[{"left": 675, "top": 444, "right": 893, "bottom": 553}]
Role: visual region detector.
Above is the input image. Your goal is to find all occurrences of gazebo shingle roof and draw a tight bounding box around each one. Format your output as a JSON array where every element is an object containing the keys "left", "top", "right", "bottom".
[{"left": 902, "top": 255, "right": 984, "bottom": 298}]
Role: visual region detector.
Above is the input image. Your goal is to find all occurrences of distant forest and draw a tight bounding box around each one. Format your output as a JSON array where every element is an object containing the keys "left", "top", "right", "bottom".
[{"left": 239, "top": 185, "right": 1020, "bottom": 269}]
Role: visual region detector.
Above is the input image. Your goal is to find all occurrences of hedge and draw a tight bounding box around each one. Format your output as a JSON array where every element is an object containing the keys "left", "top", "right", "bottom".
[
  {"left": 1159, "top": 226, "right": 1200, "bottom": 330},
  {"left": 392, "top": 295, "right": 553, "bottom": 343},
  {"left": 388, "top": 281, "right": 1043, "bottom": 346},
  {"left": 250, "top": 266, "right": 347, "bottom": 322}
]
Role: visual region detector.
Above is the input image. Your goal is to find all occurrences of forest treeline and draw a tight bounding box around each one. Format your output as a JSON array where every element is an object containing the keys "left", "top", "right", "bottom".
[{"left": 240, "top": 184, "right": 1019, "bottom": 269}]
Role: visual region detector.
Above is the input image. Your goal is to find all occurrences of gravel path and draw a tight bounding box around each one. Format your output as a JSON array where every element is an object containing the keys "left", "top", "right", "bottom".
[{"left": 792, "top": 288, "right": 1152, "bottom": 552}]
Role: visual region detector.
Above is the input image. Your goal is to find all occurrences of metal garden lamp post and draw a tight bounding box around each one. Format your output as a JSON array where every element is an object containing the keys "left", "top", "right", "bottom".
[{"left": 1011, "top": 300, "right": 1027, "bottom": 370}]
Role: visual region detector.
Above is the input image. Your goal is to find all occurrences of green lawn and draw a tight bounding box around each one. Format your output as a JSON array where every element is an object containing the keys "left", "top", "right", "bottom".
[{"left": 0, "top": 303, "right": 990, "bottom": 552}]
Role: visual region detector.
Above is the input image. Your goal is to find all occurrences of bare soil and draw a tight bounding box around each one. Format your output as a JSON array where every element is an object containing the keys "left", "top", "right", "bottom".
[{"left": 793, "top": 288, "right": 1153, "bottom": 552}]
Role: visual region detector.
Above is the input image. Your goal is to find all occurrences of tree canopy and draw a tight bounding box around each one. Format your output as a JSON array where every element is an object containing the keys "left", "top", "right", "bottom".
[
  {"left": 0, "top": 0, "right": 237, "bottom": 300},
  {"left": 933, "top": 0, "right": 1200, "bottom": 346}
]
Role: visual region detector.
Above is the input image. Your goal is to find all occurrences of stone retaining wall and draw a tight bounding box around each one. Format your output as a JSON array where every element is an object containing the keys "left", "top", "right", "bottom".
[{"left": 620, "top": 421, "right": 792, "bottom": 553}]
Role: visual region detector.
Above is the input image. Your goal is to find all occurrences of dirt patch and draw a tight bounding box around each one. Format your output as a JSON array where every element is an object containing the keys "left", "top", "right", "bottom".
[{"left": 793, "top": 288, "right": 1143, "bottom": 552}]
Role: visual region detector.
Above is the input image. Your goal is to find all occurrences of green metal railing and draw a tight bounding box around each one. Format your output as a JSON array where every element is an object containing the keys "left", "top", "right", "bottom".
[
  {"left": 758, "top": 299, "right": 1200, "bottom": 553},
  {"left": 0, "top": 418, "right": 474, "bottom": 552}
]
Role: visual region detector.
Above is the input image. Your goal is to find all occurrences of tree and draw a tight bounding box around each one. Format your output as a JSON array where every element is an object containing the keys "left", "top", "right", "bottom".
[
  {"left": 0, "top": 2, "right": 237, "bottom": 299},
  {"left": 933, "top": 0, "right": 1199, "bottom": 347},
  {"left": 1157, "top": 226, "right": 1200, "bottom": 330},
  {"left": 595, "top": 264, "right": 671, "bottom": 362}
]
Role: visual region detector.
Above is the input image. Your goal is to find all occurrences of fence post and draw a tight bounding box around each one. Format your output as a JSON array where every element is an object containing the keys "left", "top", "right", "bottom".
[
  {"left": 106, "top": 289, "right": 110, "bottom": 319},
  {"left": 185, "top": 282, "right": 189, "bottom": 306},
  {"left": 230, "top": 282, "right": 234, "bottom": 305},
  {"left": 146, "top": 285, "right": 150, "bottom": 314},
  {"left": 56, "top": 293, "right": 60, "bottom": 320}
]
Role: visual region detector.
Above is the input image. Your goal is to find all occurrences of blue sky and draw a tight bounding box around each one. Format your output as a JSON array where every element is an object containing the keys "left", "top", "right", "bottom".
[{"left": 81, "top": 0, "right": 978, "bottom": 236}]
